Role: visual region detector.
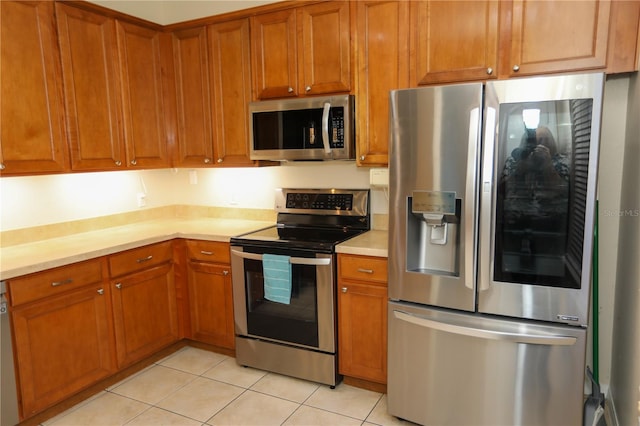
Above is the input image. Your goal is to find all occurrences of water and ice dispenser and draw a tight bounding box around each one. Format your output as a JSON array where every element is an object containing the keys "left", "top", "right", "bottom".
[{"left": 406, "top": 190, "right": 461, "bottom": 277}]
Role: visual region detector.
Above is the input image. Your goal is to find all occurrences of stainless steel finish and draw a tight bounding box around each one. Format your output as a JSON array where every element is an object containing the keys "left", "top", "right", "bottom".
[
  {"left": 235, "top": 336, "right": 339, "bottom": 387},
  {"left": 388, "top": 83, "right": 482, "bottom": 311},
  {"left": 249, "top": 94, "right": 354, "bottom": 161},
  {"left": 230, "top": 249, "right": 331, "bottom": 266},
  {"left": 388, "top": 301, "right": 587, "bottom": 426},
  {"left": 1, "top": 281, "right": 20, "bottom": 426},
  {"left": 51, "top": 278, "right": 73, "bottom": 287},
  {"left": 478, "top": 73, "right": 604, "bottom": 325},
  {"left": 513, "top": 64, "right": 520, "bottom": 72},
  {"left": 274, "top": 188, "right": 369, "bottom": 217},
  {"left": 231, "top": 246, "right": 336, "bottom": 354},
  {"left": 478, "top": 103, "right": 497, "bottom": 292}
]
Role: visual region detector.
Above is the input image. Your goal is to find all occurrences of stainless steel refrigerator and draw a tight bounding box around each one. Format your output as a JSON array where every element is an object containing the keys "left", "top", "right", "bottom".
[{"left": 387, "top": 72, "right": 604, "bottom": 426}]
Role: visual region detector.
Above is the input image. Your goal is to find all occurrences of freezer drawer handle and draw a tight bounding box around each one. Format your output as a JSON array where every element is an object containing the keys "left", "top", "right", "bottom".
[
  {"left": 393, "top": 310, "right": 577, "bottom": 346},
  {"left": 230, "top": 249, "right": 331, "bottom": 266}
]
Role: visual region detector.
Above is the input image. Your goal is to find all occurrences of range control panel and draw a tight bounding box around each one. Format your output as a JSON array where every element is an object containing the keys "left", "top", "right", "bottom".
[
  {"left": 286, "top": 192, "right": 353, "bottom": 210},
  {"left": 275, "top": 189, "right": 369, "bottom": 217}
]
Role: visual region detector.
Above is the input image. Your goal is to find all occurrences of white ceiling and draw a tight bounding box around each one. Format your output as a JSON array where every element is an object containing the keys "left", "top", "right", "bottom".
[{"left": 88, "top": 1, "right": 283, "bottom": 25}]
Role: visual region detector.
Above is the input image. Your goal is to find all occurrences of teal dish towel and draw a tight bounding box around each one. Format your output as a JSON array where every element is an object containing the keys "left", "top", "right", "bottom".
[{"left": 262, "top": 254, "right": 292, "bottom": 305}]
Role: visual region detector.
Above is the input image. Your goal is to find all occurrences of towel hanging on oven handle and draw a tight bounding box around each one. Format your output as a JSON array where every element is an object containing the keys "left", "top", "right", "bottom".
[{"left": 230, "top": 249, "right": 331, "bottom": 266}]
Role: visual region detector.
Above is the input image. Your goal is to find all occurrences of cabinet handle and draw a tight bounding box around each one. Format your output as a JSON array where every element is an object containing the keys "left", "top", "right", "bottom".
[
  {"left": 513, "top": 65, "right": 520, "bottom": 72},
  {"left": 287, "top": 87, "right": 294, "bottom": 93},
  {"left": 115, "top": 283, "right": 122, "bottom": 289},
  {"left": 341, "top": 287, "right": 348, "bottom": 293},
  {"left": 223, "top": 270, "right": 229, "bottom": 276},
  {"left": 357, "top": 268, "right": 374, "bottom": 274},
  {"left": 204, "top": 158, "right": 211, "bottom": 164},
  {"left": 131, "top": 159, "right": 137, "bottom": 166},
  {"left": 51, "top": 278, "right": 73, "bottom": 287},
  {"left": 486, "top": 67, "right": 493, "bottom": 75},
  {"left": 97, "top": 288, "right": 104, "bottom": 295},
  {"left": 200, "top": 250, "right": 214, "bottom": 256},
  {"left": 136, "top": 255, "right": 153, "bottom": 263},
  {"left": 305, "top": 86, "right": 311, "bottom": 92}
]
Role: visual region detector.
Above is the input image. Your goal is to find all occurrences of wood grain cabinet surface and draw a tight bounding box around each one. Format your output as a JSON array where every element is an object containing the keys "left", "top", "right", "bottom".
[
  {"left": 184, "top": 240, "right": 235, "bottom": 349},
  {"left": 7, "top": 259, "right": 115, "bottom": 419},
  {"left": 337, "top": 254, "right": 388, "bottom": 384},
  {"left": 108, "top": 242, "right": 178, "bottom": 368},
  {"left": 251, "top": 1, "right": 351, "bottom": 100},
  {"left": 0, "top": 1, "right": 70, "bottom": 175}
]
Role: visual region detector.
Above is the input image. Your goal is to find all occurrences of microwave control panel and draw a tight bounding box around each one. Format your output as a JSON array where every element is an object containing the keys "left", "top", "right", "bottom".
[{"left": 330, "top": 108, "right": 345, "bottom": 148}]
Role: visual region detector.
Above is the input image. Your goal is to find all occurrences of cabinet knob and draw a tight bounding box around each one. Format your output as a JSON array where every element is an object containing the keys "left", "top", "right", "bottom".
[
  {"left": 513, "top": 65, "right": 520, "bottom": 72},
  {"left": 359, "top": 155, "right": 365, "bottom": 161},
  {"left": 97, "top": 288, "right": 104, "bottom": 295},
  {"left": 115, "top": 283, "right": 122, "bottom": 289},
  {"left": 287, "top": 87, "right": 294, "bottom": 93},
  {"left": 115, "top": 160, "right": 122, "bottom": 166},
  {"left": 217, "top": 158, "right": 223, "bottom": 163},
  {"left": 131, "top": 159, "right": 137, "bottom": 166},
  {"left": 341, "top": 287, "right": 348, "bottom": 293},
  {"left": 305, "top": 86, "right": 311, "bottom": 92},
  {"left": 204, "top": 158, "right": 211, "bottom": 164},
  {"left": 486, "top": 67, "right": 493, "bottom": 75},
  {"left": 223, "top": 270, "right": 229, "bottom": 276},
  {"left": 0, "top": 163, "right": 5, "bottom": 170}
]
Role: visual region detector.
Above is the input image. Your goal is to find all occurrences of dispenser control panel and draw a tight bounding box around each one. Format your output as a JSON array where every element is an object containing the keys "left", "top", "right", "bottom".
[{"left": 412, "top": 191, "right": 456, "bottom": 215}]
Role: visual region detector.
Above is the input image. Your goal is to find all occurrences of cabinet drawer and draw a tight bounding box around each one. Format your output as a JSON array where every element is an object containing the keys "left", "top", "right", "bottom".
[
  {"left": 108, "top": 241, "right": 173, "bottom": 277},
  {"left": 186, "top": 240, "right": 230, "bottom": 264},
  {"left": 339, "top": 254, "right": 387, "bottom": 284},
  {"left": 8, "top": 258, "right": 104, "bottom": 306}
]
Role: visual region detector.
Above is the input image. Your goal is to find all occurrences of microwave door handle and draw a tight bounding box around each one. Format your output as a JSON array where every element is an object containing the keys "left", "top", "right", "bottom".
[
  {"left": 322, "top": 102, "right": 331, "bottom": 154},
  {"left": 230, "top": 249, "right": 331, "bottom": 266}
]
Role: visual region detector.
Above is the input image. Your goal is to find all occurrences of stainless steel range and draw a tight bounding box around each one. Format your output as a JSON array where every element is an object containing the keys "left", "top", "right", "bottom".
[{"left": 230, "top": 188, "right": 369, "bottom": 387}]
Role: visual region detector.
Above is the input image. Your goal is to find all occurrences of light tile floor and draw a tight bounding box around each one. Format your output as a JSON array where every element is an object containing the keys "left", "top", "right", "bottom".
[{"left": 42, "top": 346, "right": 413, "bottom": 426}]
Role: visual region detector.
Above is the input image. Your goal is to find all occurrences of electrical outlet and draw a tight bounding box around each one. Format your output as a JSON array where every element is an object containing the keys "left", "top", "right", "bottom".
[{"left": 137, "top": 192, "right": 146, "bottom": 207}]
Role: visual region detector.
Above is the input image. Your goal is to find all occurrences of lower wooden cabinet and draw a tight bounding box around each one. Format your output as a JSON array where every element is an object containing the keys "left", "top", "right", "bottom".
[
  {"left": 337, "top": 254, "right": 388, "bottom": 384},
  {"left": 185, "top": 240, "right": 235, "bottom": 349},
  {"left": 109, "top": 242, "right": 178, "bottom": 368},
  {"left": 8, "top": 259, "right": 116, "bottom": 419}
]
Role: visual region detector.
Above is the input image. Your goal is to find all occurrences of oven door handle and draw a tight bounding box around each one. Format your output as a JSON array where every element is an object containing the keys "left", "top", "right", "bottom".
[{"left": 231, "top": 249, "right": 331, "bottom": 266}]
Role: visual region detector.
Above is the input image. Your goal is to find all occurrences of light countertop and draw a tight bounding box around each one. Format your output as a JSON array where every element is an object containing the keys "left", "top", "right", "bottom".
[{"left": 1, "top": 219, "right": 388, "bottom": 281}]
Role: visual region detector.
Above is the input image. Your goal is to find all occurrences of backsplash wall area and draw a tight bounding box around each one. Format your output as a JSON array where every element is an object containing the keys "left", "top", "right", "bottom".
[{"left": 0, "top": 162, "right": 384, "bottom": 232}]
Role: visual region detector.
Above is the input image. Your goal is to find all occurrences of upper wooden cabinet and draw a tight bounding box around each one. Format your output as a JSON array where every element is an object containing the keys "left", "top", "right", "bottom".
[
  {"left": 57, "top": 3, "right": 169, "bottom": 171},
  {"left": 0, "top": 1, "right": 69, "bottom": 176},
  {"left": 499, "top": 0, "right": 611, "bottom": 78},
  {"left": 354, "top": 0, "right": 409, "bottom": 166},
  {"left": 171, "top": 20, "right": 255, "bottom": 167},
  {"left": 251, "top": 1, "right": 352, "bottom": 100},
  {"left": 410, "top": 0, "right": 499, "bottom": 85}
]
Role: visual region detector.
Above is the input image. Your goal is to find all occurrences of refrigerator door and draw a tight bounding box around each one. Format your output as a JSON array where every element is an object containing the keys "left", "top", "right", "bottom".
[
  {"left": 387, "top": 301, "right": 587, "bottom": 426},
  {"left": 478, "top": 73, "right": 604, "bottom": 325},
  {"left": 388, "top": 84, "right": 482, "bottom": 311}
]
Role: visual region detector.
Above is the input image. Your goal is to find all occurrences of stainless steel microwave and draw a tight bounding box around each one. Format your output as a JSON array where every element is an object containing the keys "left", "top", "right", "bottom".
[{"left": 249, "top": 95, "right": 354, "bottom": 161}]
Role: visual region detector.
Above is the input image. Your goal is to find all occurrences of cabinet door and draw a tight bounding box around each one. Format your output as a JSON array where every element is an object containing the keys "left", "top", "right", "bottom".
[
  {"left": 116, "top": 21, "right": 169, "bottom": 169},
  {"left": 251, "top": 8, "right": 298, "bottom": 99},
  {"left": 171, "top": 26, "right": 214, "bottom": 166},
  {"left": 298, "top": 1, "right": 352, "bottom": 95},
  {"left": 208, "top": 19, "right": 254, "bottom": 166},
  {"left": 0, "top": 0, "right": 69, "bottom": 175},
  {"left": 503, "top": 0, "right": 611, "bottom": 77},
  {"left": 56, "top": 3, "right": 125, "bottom": 171},
  {"left": 111, "top": 264, "right": 178, "bottom": 367},
  {"left": 355, "top": 0, "right": 409, "bottom": 167},
  {"left": 187, "top": 261, "right": 234, "bottom": 349},
  {"left": 411, "top": 0, "right": 499, "bottom": 85},
  {"left": 12, "top": 284, "right": 115, "bottom": 418},
  {"left": 338, "top": 281, "right": 388, "bottom": 384}
]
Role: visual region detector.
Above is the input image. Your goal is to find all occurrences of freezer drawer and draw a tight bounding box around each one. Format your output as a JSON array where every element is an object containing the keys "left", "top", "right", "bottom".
[{"left": 387, "top": 301, "right": 586, "bottom": 426}]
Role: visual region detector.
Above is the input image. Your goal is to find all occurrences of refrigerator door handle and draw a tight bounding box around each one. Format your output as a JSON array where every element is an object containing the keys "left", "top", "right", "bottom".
[
  {"left": 464, "top": 108, "right": 481, "bottom": 290},
  {"left": 478, "top": 106, "right": 497, "bottom": 291},
  {"left": 393, "top": 310, "right": 577, "bottom": 346}
]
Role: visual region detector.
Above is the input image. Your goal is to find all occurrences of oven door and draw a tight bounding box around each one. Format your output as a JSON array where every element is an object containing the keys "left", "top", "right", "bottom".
[{"left": 230, "top": 245, "right": 336, "bottom": 353}]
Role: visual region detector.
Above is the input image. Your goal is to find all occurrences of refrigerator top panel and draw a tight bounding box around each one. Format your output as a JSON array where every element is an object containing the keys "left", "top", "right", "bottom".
[
  {"left": 388, "top": 83, "right": 483, "bottom": 312},
  {"left": 478, "top": 72, "right": 604, "bottom": 326}
]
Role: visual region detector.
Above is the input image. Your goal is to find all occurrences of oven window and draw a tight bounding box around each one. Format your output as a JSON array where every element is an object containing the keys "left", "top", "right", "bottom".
[{"left": 243, "top": 251, "right": 319, "bottom": 348}]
